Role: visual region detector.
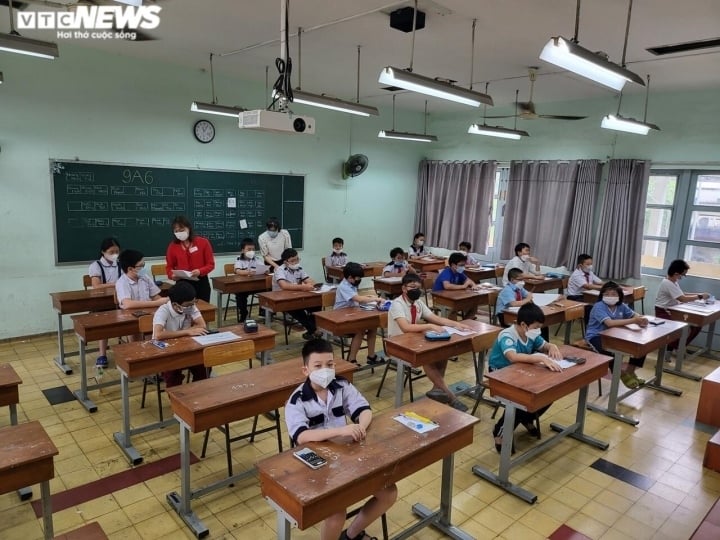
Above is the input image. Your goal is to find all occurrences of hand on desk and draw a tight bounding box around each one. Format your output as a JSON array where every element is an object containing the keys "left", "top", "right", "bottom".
[
  {"left": 343, "top": 423, "right": 366, "bottom": 442},
  {"left": 634, "top": 316, "right": 649, "bottom": 328},
  {"left": 545, "top": 343, "right": 563, "bottom": 360},
  {"left": 186, "top": 327, "right": 209, "bottom": 336},
  {"left": 534, "top": 354, "right": 563, "bottom": 372}
]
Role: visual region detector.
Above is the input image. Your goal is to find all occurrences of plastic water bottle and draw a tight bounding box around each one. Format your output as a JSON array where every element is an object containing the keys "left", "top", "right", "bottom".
[{"left": 94, "top": 363, "right": 104, "bottom": 381}]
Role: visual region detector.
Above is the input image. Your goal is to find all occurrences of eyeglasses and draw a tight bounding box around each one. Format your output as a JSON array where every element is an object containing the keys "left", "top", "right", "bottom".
[{"left": 132, "top": 263, "right": 145, "bottom": 269}]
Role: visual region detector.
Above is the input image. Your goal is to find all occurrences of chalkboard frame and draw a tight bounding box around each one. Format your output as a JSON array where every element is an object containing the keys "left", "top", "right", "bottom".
[{"left": 50, "top": 159, "right": 305, "bottom": 265}]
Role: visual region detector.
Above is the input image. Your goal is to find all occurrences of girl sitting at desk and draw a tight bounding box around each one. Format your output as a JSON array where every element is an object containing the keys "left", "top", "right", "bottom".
[
  {"left": 88, "top": 236, "right": 121, "bottom": 368},
  {"left": 586, "top": 281, "right": 648, "bottom": 389}
]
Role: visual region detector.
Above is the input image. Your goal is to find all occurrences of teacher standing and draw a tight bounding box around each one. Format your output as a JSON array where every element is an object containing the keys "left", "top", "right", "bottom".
[
  {"left": 165, "top": 215, "right": 215, "bottom": 302},
  {"left": 258, "top": 217, "right": 292, "bottom": 270}
]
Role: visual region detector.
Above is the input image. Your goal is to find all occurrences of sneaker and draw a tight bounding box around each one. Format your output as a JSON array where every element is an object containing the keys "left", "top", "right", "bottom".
[
  {"left": 449, "top": 399, "right": 469, "bottom": 412},
  {"left": 366, "top": 355, "right": 385, "bottom": 366},
  {"left": 522, "top": 421, "right": 540, "bottom": 438},
  {"left": 620, "top": 372, "right": 640, "bottom": 389},
  {"left": 95, "top": 355, "right": 108, "bottom": 368}
]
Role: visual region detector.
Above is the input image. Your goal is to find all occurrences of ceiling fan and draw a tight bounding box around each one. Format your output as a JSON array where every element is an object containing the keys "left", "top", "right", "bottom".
[{"left": 486, "top": 68, "right": 587, "bottom": 121}]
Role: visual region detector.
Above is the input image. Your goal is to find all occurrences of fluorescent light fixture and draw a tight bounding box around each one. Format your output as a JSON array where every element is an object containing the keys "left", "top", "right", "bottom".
[
  {"left": 292, "top": 89, "right": 379, "bottom": 117},
  {"left": 378, "top": 66, "right": 493, "bottom": 107},
  {"left": 191, "top": 101, "right": 245, "bottom": 118},
  {"left": 601, "top": 114, "right": 660, "bottom": 135},
  {"left": 540, "top": 37, "right": 644, "bottom": 91},
  {"left": 0, "top": 32, "right": 58, "bottom": 59},
  {"left": 378, "top": 130, "right": 437, "bottom": 143},
  {"left": 468, "top": 124, "right": 529, "bottom": 140}
]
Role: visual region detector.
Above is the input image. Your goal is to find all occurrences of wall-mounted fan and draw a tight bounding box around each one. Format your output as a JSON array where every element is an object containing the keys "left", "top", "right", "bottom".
[
  {"left": 342, "top": 154, "right": 369, "bottom": 179},
  {"left": 486, "top": 68, "right": 588, "bottom": 121}
]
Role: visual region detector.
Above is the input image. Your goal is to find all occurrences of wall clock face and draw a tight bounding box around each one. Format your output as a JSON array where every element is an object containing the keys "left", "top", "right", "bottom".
[{"left": 194, "top": 119, "right": 215, "bottom": 143}]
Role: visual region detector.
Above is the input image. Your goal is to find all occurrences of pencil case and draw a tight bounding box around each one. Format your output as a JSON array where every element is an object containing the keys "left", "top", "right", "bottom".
[{"left": 424, "top": 331, "right": 451, "bottom": 341}]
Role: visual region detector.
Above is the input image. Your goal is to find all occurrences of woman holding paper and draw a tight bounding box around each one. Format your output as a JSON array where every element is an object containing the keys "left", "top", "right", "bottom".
[{"left": 165, "top": 215, "right": 215, "bottom": 302}]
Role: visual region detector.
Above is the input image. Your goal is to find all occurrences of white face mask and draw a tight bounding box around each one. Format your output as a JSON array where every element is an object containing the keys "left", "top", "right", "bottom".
[
  {"left": 526, "top": 328, "right": 542, "bottom": 340},
  {"left": 416, "top": 240, "right": 424, "bottom": 246},
  {"left": 515, "top": 281, "right": 525, "bottom": 288},
  {"left": 288, "top": 263, "right": 300, "bottom": 271},
  {"left": 333, "top": 248, "right": 343, "bottom": 254},
  {"left": 309, "top": 367, "right": 335, "bottom": 389},
  {"left": 603, "top": 296, "right": 619, "bottom": 306},
  {"left": 174, "top": 230, "right": 189, "bottom": 241},
  {"left": 459, "top": 250, "right": 467, "bottom": 256},
  {"left": 520, "top": 254, "right": 530, "bottom": 262},
  {"left": 104, "top": 252, "right": 119, "bottom": 263},
  {"left": 244, "top": 250, "right": 256, "bottom": 259}
]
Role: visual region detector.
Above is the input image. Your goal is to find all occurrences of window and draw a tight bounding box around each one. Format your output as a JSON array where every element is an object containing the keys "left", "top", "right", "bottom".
[
  {"left": 641, "top": 170, "right": 720, "bottom": 279},
  {"left": 485, "top": 167, "right": 508, "bottom": 259}
]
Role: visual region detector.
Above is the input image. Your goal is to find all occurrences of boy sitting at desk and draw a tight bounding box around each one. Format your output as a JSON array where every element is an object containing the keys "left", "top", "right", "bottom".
[
  {"left": 458, "top": 241, "right": 481, "bottom": 266},
  {"left": 566, "top": 253, "right": 604, "bottom": 300},
  {"left": 488, "top": 303, "right": 562, "bottom": 453},
  {"left": 502, "top": 242, "right": 544, "bottom": 285},
  {"left": 285, "top": 339, "right": 397, "bottom": 540},
  {"left": 495, "top": 268, "right": 534, "bottom": 327},
  {"left": 152, "top": 281, "right": 209, "bottom": 387},
  {"left": 382, "top": 247, "right": 415, "bottom": 278},
  {"left": 273, "top": 248, "right": 322, "bottom": 340},
  {"left": 334, "top": 262, "right": 385, "bottom": 366},
  {"left": 389, "top": 273, "right": 472, "bottom": 412},
  {"left": 233, "top": 237, "right": 267, "bottom": 323},
  {"left": 431, "top": 252, "right": 478, "bottom": 319},
  {"left": 326, "top": 237, "right": 349, "bottom": 269}
]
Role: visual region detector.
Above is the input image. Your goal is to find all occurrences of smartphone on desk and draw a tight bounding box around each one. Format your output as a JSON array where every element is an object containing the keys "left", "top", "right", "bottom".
[
  {"left": 313, "top": 283, "right": 323, "bottom": 290},
  {"left": 293, "top": 448, "right": 327, "bottom": 469},
  {"left": 132, "top": 310, "right": 149, "bottom": 318},
  {"left": 564, "top": 356, "right": 586, "bottom": 364},
  {"left": 649, "top": 320, "right": 665, "bottom": 326},
  {"left": 150, "top": 340, "right": 168, "bottom": 349}
]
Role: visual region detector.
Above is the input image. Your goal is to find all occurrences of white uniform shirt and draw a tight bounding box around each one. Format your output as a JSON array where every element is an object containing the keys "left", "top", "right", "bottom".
[
  {"left": 388, "top": 295, "right": 434, "bottom": 337},
  {"left": 115, "top": 273, "right": 161, "bottom": 307},
  {"left": 655, "top": 278, "right": 685, "bottom": 308}
]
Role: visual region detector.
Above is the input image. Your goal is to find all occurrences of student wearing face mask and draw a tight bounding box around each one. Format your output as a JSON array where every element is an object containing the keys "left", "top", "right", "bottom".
[
  {"left": 165, "top": 215, "right": 215, "bottom": 302},
  {"left": 88, "top": 237, "right": 122, "bottom": 368},
  {"left": 654, "top": 259, "right": 710, "bottom": 356},
  {"left": 334, "top": 263, "right": 384, "bottom": 366},
  {"left": 488, "top": 303, "right": 562, "bottom": 452},
  {"left": 587, "top": 281, "right": 649, "bottom": 389},
  {"left": 389, "top": 273, "right": 473, "bottom": 411},
  {"left": 432, "top": 252, "right": 478, "bottom": 319},
  {"left": 408, "top": 232, "right": 430, "bottom": 258},
  {"left": 567, "top": 254, "right": 604, "bottom": 300},
  {"left": 233, "top": 238, "right": 268, "bottom": 322},
  {"left": 382, "top": 247, "right": 414, "bottom": 278},
  {"left": 458, "top": 241, "right": 480, "bottom": 266},
  {"left": 285, "top": 339, "right": 397, "bottom": 540},
  {"left": 495, "top": 268, "right": 534, "bottom": 328},
  {"left": 152, "top": 281, "right": 209, "bottom": 388},
  {"left": 502, "top": 242, "right": 544, "bottom": 285},
  {"left": 273, "top": 248, "right": 322, "bottom": 340},
  {"left": 258, "top": 217, "right": 292, "bottom": 270},
  {"left": 326, "top": 237, "right": 348, "bottom": 268}
]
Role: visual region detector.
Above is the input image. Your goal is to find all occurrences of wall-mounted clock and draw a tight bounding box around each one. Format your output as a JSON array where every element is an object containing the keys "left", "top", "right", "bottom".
[{"left": 193, "top": 119, "right": 215, "bottom": 143}]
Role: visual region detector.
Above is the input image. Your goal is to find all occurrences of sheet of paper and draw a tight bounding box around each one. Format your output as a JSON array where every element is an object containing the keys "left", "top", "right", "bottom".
[
  {"left": 254, "top": 263, "right": 269, "bottom": 275},
  {"left": 239, "top": 219, "right": 248, "bottom": 229},
  {"left": 171, "top": 269, "right": 199, "bottom": 281},
  {"left": 532, "top": 293, "right": 562, "bottom": 306},
  {"left": 192, "top": 331, "right": 240, "bottom": 346},
  {"left": 227, "top": 197, "right": 236, "bottom": 208},
  {"left": 624, "top": 323, "right": 645, "bottom": 331},
  {"left": 311, "top": 284, "right": 337, "bottom": 293},
  {"left": 393, "top": 413, "right": 439, "bottom": 434},
  {"left": 443, "top": 326, "right": 474, "bottom": 336},
  {"left": 505, "top": 306, "right": 520, "bottom": 313},
  {"left": 681, "top": 301, "right": 717, "bottom": 313},
  {"left": 557, "top": 359, "right": 578, "bottom": 369},
  {"left": 376, "top": 276, "right": 402, "bottom": 284}
]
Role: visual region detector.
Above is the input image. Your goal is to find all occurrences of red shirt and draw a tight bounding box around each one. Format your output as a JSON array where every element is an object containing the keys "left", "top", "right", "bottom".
[{"left": 165, "top": 235, "right": 215, "bottom": 277}]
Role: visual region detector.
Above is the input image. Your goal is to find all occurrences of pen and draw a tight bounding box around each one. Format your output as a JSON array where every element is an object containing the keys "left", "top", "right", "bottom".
[{"left": 405, "top": 412, "right": 438, "bottom": 425}]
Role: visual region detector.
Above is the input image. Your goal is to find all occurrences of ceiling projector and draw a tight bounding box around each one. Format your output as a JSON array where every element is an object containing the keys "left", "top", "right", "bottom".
[{"left": 238, "top": 110, "right": 315, "bottom": 135}]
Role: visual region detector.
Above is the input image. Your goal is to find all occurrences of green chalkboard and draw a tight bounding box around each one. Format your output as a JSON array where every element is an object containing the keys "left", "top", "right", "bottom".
[{"left": 51, "top": 160, "right": 304, "bottom": 264}]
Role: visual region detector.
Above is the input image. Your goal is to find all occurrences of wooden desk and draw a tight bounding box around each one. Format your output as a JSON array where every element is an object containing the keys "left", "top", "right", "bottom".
[
  {"left": 581, "top": 285, "right": 639, "bottom": 305},
  {"left": 410, "top": 256, "right": 447, "bottom": 273},
  {"left": 0, "top": 363, "right": 32, "bottom": 500},
  {"left": 502, "top": 298, "right": 585, "bottom": 344},
  {"left": 70, "top": 300, "right": 216, "bottom": 413},
  {"left": 325, "top": 261, "right": 386, "bottom": 283},
  {"left": 523, "top": 276, "right": 566, "bottom": 294},
  {"left": 256, "top": 400, "right": 479, "bottom": 540},
  {"left": 0, "top": 421, "right": 58, "bottom": 539},
  {"left": 465, "top": 265, "right": 504, "bottom": 285},
  {"left": 384, "top": 320, "right": 501, "bottom": 407},
  {"left": 373, "top": 272, "right": 439, "bottom": 299},
  {"left": 472, "top": 346, "right": 609, "bottom": 503},
  {"left": 211, "top": 274, "right": 271, "bottom": 327},
  {"left": 166, "top": 359, "right": 356, "bottom": 538},
  {"left": 112, "top": 323, "right": 276, "bottom": 465},
  {"left": 431, "top": 287, "right": 500, "bottom": 319},
  {"left": 587, "top": 319, "right": 688, "bottom": 425},
  {"left": 50, "top": 288, "right": 117, "bottom": 374},
  {"left": 314, "top": 307, "right": 388, "bottom": 369},
  {"left": 662, "top": 302, "right": 720, "bottom": 380}
]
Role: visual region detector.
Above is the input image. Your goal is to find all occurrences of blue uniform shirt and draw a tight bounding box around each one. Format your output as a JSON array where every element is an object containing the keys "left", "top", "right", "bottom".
[
  {"left": 432, "top": 267, "right": 467, "bottom": 291},
  {"left": 586, "top": 301, "right": 635, "bottom": 341},
  {"left": 488, "top": 325, "right": 546, "bottom": 370},
  {"left": 496, "top": 283, "right": 528, "bottom": 315}
]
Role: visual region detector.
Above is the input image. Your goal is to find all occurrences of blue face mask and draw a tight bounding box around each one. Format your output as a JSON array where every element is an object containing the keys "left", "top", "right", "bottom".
[
  {"left": 394, "top": 260, "right": 404, "bottom": 267},
  {"left": 456, "top": 266, "right": 466, "bottom": 274}
]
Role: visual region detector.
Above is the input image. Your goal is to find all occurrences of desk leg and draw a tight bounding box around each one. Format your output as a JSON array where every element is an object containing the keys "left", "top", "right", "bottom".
[
  {"left": 264, "top": 306, "right": 273, "bottom": 327},
  {"left": 9, "top": 404, "right": 33, "bottom": 501},
  {"left": 665, "top": 324, "right": 702, "bottom": 381},
  {"left": 53, "top": 312, "right": 72, "bottom": 375},
  {"left": 167, "top": 423, "right": 209, "bottom": 539},
  {"left": 394, "top": 358, "right": 405, "bottom": 408},
  {"left": 216, "top": 290, "right": 224, "bottom": 329},
  {"left": 563, "top": 320, "right": 572, "bottom": 345},
  {"left": 587, "top": 352, "right": 639, "bottom": 426},
  {"left": 40, "top": 479, "right": 53, "bottom": 540},
  {"left": 276, "top": 511, "right": 291, "bottom": 540},
  {"left": 113, "top": 373, "right": 143, "bottom": 465},
  {"left": 406, "top": 453, "right": 473, "bottom": 540},
  {"left": 72, "top": 338, "right": 97, "bottom": 413},
  {"left": 551, "top": 386, "right": 608, "bottom": 450},
  {"left": 646, "top": 344, "right": 683, "bottom": 396}
]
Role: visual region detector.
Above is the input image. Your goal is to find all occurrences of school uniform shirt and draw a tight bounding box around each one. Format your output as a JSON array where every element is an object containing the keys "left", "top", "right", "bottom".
[
  {"left": 432, "top": 267, "right": 468, "bottom": 292},
  {"left": 586, "top": 301, "right": 635, "bottom": 342},
  {"left": 489, "top": 325, "right": 546, "bottom": 371},
  {"left": 655, "top": 278, "right": 685, "bottom": 308},
  {"left": 502, "top": 255, "right": 542, "bottom": 285},
  {"left": 152, "top": 300, "right": 202, "bottom": 334},
  {"left": 272, "top": 264, "right": 310, "bottom": 291},
  {"left": 382, "top": 261, "right": 409, "bottom": 275},
  {"left": 334, "top": 279, "right": 359, "bottom": 309},
  {"left": 495, "top": 283, "right": 529, "bottom": 315},
  {"left": 88, "top": 257, "right": 121, "bottom": 285},
  {"left": 567, "top": 268, "right": 603, "bottom": 297},
  {"left": 258, "top": 229, "right": 292, "bottom": 261},
  {"left": 388, "top": 295, "right": 434, "bottom": 337},
  {"left": 409, "top": 244, "right": 430, "bottom": 257},
  {"left": 285, "top": 377, "right": 371, "bottom": 446},
  {"left": 115, "top": 272, "right": 161, "bottom": 306},
  {"left": 326, "top": 251, "right": 348, "bottom": 267},
  {"left": 234, "top": 255, "right": 262, "bottom": 272},
  {"left": 462, "top": 253, "right": 481, "bottom": 266},
  {"left": 165, "top": 235, "right": 215, "bottom": 278}
]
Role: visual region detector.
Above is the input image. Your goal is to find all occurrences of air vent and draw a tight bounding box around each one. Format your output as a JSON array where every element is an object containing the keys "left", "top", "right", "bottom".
[{"left": 647, "top": 37, "right": 720, "bottom": 56}]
